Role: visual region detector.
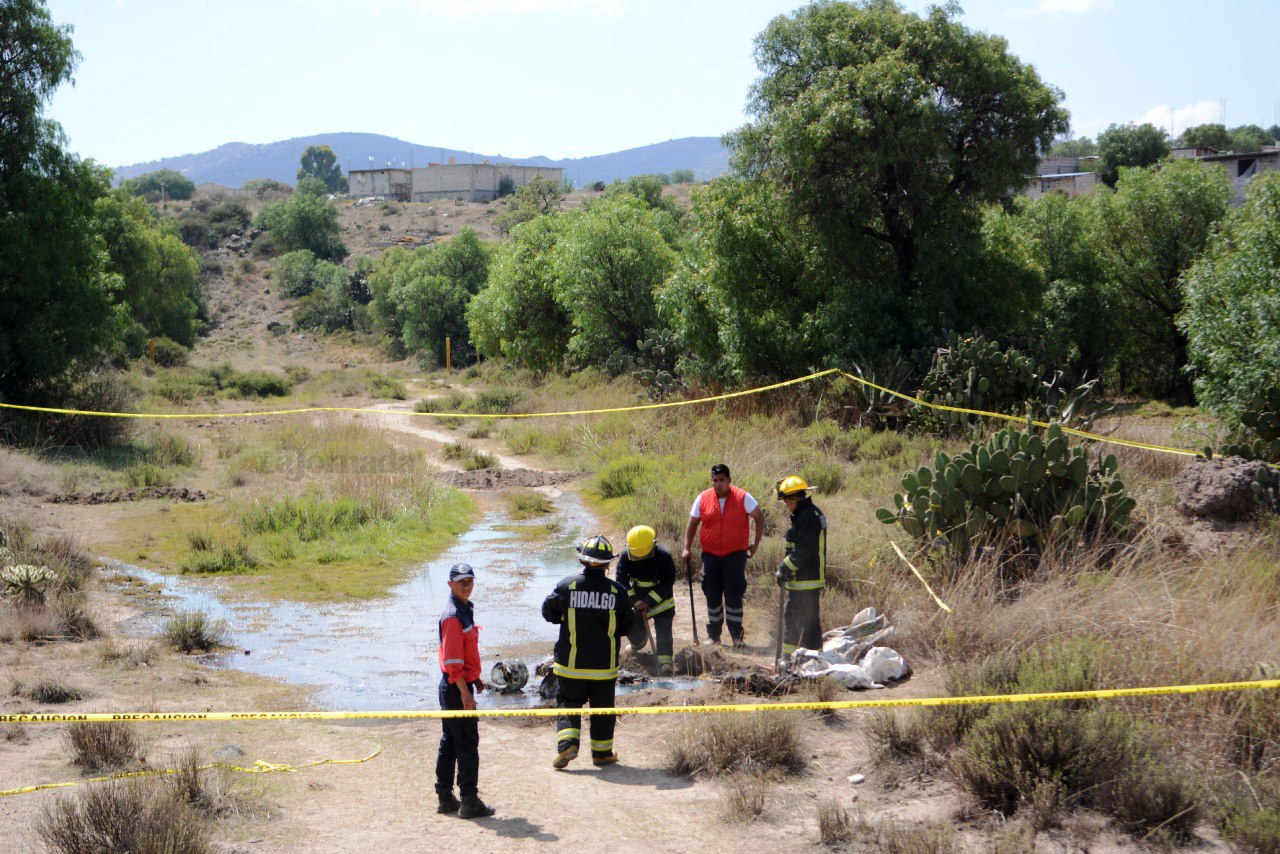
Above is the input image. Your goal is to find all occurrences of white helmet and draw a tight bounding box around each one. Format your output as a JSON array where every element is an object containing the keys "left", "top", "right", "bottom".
[{"left": 489, "top": 659, "right": 529, "bottom": 694}]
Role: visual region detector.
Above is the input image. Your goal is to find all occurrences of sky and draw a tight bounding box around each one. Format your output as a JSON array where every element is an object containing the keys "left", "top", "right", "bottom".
[{"left": 44, "top": 0, "right": 1280, "bottom": 168}]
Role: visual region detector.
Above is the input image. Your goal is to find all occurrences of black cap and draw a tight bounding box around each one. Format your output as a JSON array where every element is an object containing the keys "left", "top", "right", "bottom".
[
  {"left": 449, "top": 563, "right": 475, "bottom": 581},
  {"left": 710, "top": 463, "right": 731, "bottom": 478}
]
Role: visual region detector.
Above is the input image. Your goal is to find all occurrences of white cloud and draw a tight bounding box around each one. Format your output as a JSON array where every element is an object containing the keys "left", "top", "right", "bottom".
[
  {"left": 1022, "top": 0, "right": 1114, "bottom": 18},
  {"left": 1135, "top": 100, "right": 1223, "bottom": 137}
]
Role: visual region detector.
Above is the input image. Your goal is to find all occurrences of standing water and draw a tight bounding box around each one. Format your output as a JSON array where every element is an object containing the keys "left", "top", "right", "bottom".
[{"left": 106, "top": 489, "right": 634, "bottom": 710}]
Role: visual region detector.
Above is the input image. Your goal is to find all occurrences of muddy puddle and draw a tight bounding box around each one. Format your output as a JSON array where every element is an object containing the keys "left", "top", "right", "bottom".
[{"left": 105, "top": 489, "right": 701, "bottom": 710}]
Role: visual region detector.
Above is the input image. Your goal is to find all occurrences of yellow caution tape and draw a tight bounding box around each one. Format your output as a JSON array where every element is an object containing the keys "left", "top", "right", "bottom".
[
  {"left": 890, "top": 541, "right": 953, "bottom": 614},
  {"left": 0, "top": 369, "right": 840, "bottom": 421},
  {"left": 837, "top": 371, "right": 1203, "bottom": 458},
  {"left": 0, "top": 745, "right": 380, "bottom": 797},
  {"left": 2, "top": 679, "right": 1275, "bottom": 724},
  {"left": 0, "top": 367, "right": 1204, "bottom": 458}
]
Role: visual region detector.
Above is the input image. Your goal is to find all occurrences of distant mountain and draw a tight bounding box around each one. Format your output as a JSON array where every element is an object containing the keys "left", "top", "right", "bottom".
[{"left": 113, "top": 132, "right": 731, "bottom": 188}]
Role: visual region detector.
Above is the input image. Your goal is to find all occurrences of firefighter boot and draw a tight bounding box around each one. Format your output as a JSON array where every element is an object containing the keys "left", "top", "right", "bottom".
[
  {"left": 593, "top": 752, "right": 619, "bottom": 767},
  {"left": 553, "top": 744, "right": 579, "bottom": 769},
  {"left": 436, "top": 790, "right": 461, "bottom": 814},
  {"left": 458, "top": 794, "right": 496, "bottom": 819}
]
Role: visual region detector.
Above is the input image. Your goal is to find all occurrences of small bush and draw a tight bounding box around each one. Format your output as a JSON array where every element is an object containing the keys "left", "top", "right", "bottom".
[
  {"left": 149, "top": 337, "right": 189, "bottom": 367},
  {"left": 99, "top": 640, "right": 157, "bottom": 668},
  {"left": 369, "top": 374, "right": 407, "bottom": 400},
  {"left": 181, "top": 543, "right": 258, "bottom": 574},
  {"left": 1221, "top": 804, "right": 1280, "bottom": 853},
  {"left": 141, "top": 432, "right": 199, "bottom": 467},
  {"left": 37, "top": 781, "right": 211, "bottom": 854},
  {"left": 50, "top": 592, "right": 99, "bottom": 640},
  {"left": 12, "top": 676, "right": 82, "bottom": 704},
  {"left": 816, "top": 798, "right": 852, "bottom": 844},
  {"left": 800, "top": 458, "right": 844, "bottom": 496},
  {"left": 866, "top": 710, "right": 926, "bottom": 760},
  {"left": 162, "top": 610, "right": 228, "bottom": 653},
  {"left": 470, "top": 388, "right": 522, "bottom": 414},
  {"left": 667, "top": 712, "right": 806, "bottom": 777},
  {"left": 719, "top": 775, "right": 767, "bottom": 822},
  {"left": 508, "top": 491, "right": 554, "bottom": 519},
  {"left": 464, "top": 450, "right": 499, "bottom": 471},
  {"left": 124, "top": 462, "right": 174, "bottom": 489},
  {"left": 596, "top": 455, "right": 653, "bottom": 499},
  {"left": 64, "top": 721, "right": 142, "bottom": 772},
  {"left": 467, "top": 423, "right": 492, "bottom": 440},
  {"left": 227, "top": 370, "right": 292, "bottom": 398}
]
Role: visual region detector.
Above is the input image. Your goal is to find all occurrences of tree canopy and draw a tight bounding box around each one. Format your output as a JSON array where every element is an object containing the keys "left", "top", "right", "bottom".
[
  {"left": 727, "top": 0, "right": 1067, "bottom": 354},
  {"left": 256, "top": 189, "right": 346, "bottom": 260},
  {"left": 1096, "top": 123, "right": 1170, "bottom": 187},
  {"left": 297, "top": 144, "right": 348, "bottom": 194},
  {"left": 126, "top": 168, "right": 195, "bottom": 201},
  {"left": 1178, "top": 123, "right": 1230, "bottom": 151}
]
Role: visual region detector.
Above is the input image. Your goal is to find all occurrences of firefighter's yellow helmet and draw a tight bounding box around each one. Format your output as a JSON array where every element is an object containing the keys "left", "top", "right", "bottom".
[
  {"left": 775, "top": 475, "right": 812, "bottom": 500},
  {"left": 625, "top": 525, "right": 656, "bottom": 559}
]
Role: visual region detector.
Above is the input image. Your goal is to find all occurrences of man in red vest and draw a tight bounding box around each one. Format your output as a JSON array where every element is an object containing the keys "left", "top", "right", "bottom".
[{"left": 681, "top": 463, "right": 764, "bottom": 647}]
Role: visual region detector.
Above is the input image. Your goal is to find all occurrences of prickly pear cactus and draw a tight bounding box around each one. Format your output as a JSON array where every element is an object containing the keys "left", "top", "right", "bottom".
[
  {"left": 1251, "top": 465, "right": 1279, "bottom": 513},
  {"left": 914, "top": 335, "right": 1043, "bottom": 434},
  {"left": 875, "top": 423, "right": 1134, "bottom": 556},
  {"left": 1220, "top": 387, "right": 1280, "bottom": 463},
  {"left": 631, "top": 330, "right": 686, "bottom": 401}
]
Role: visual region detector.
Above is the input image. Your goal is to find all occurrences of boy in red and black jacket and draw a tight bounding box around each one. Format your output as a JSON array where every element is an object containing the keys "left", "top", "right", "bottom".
[{"left": 435, "top": 563, "right": 495, "bottom": 819}]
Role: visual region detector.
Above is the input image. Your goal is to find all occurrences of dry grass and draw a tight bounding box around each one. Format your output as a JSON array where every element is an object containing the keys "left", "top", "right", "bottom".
[
  {"left": 847, "top": 814, "right": 961, "bottom": 853},
  {"left": 98, "top": 639, "right": 158, "bottom": 668},
  {"left": 11, "top": 675, "right": 82, "bottom": 704},
  {"left": 36, "top": 780, "right": 211, "bottom": 854},
  {"left": 666, "top": 711, "right": 806, "bottom": 777},
  {"left": 816, "top": 797, "right": 853, "bottom": 844},
  {"left": 64, "top": 721, "right": 143, "bottom": 773},
  {"left": 162, "top": 610, "right": 228, "bottom": 653},
  {"left": 718, "top": 774, "right": 768, "bottom": 823}
]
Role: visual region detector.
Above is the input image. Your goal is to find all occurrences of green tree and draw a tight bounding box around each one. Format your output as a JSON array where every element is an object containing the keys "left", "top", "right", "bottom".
[
  {"left": 670, "top": 169, "right": 696, "bottom": 184},
  {"left": 126, "top": 168, "right": 195, "bottom": 201},
  {"left": 1049, "top": 136, "right": 1098, "bottom": 158},
  {"left": 496, "top": 175, "right": 516, "bottom": 198},
  {"left": 1091, "top": 158, "right": 1229, "bottom": 399},
  {"left": 297, "top": 144, "right": 348, "bottom": 194},
  {"left": 95, "top": 191, "right": 202, "bottom": 348},
  {"left": 1096, "top": 123, "right": 1170, "bottom": 187},
  {"left": 1178, "top": 123, "right": 1230, "bottom": 151},
  {"left": 1228, "top": 124, "right": 1270, "bottom": 153},
  {"left": 256, "top": 189, "right": 346, "bottom": 260},
  {"left": 729, "top": 0, "right": 1067, "bottom": 352},
  {"left": 492, "top": 176, "right": 562, "bottom": 235},
  {"left": 552, "top": 195, "right": 675, "bottom": 368},
  {"left": 0, "top": 0, "right": 123, "bottom": 402},
  {"left": 467, "top": 214, "right": 572, "bottom": 373},
  {"left": 368, "top": 228, "right": 491, "bottom": 364},
  {"left": 1268, "top": 125, "right": 1280, "bottom": 143},
  {"left": 1180, "top": 172, "right": 1280, "bottom": 421}
]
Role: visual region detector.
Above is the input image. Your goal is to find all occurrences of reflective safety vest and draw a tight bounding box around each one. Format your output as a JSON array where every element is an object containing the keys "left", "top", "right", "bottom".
[
  {"left": 542, "top": 568, "right": 636, "bottom": 680},
  {"left": 781, "top": 497, "right": 826, "bottom": 591},
  {"left": 617, "top": 545, "right": 677, "bottom": 618},
  {"left": 438, "top": 595, "right": 481, "bottom": 684},
  {"left": 698, "top": 486, "right": 750, "bottom": 557}
]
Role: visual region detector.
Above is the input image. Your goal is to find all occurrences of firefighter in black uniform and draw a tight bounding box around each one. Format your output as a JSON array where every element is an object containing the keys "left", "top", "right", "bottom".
[
  {"left": 616, "top": 525, "right": 677, "bottom": 676},
  {"left": 542, "top": 534, "right": 637, "bottom": 769},
  {"left": 774, "top": 475, "right": 827, "bottom": 656}
]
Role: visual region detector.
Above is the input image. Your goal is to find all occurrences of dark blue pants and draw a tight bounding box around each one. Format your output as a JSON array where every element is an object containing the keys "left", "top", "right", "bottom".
[
  {"left": 701, "top": 551, "right": 747, "bottom": 642},
  {"left": 435, "top": 676, "right": 479, "bottom": 797},
  {"left": 556, "top": 677, "right": 616, "bottom": 758},
  {"left": 782, "top": 588, "right": 823, "bottom": 655}
]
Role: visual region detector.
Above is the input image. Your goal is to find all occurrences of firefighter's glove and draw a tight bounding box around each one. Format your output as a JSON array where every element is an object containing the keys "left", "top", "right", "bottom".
[{"left": 775, "top": 564, "right": 792, "bottom": 588}]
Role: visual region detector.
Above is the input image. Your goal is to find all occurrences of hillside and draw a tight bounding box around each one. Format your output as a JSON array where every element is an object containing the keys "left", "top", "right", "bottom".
[{"left": 113, "top": 132, "right": 730, "bottom": 188}]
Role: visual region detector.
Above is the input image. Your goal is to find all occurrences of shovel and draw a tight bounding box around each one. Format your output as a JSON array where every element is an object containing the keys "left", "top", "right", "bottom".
[
  {"left": 685, "top": 557, "right": 700, "bottom": 646},
  {"left": 773, "top": 584, "right": 788, "bottom": 672}
]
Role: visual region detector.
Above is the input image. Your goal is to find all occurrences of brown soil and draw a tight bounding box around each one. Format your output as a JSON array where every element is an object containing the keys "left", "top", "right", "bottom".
[{"left": 46, "top": 487, "right": 207, "bottom": 505}]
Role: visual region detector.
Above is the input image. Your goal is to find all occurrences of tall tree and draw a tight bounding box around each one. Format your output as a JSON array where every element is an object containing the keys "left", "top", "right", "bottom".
[
  {"left": 0, "top": 0, "right": 122, "bottom": 401},
  {"left": 297, "top": 144, "right": 348, "bottom": 194},
  {"left": 1091, "top": 158, "right": 1228, "bottom": 399},
  {"left": 126, "top": 168, "right": 194, "bottom": 201},
  {"left": 1178, "top": 123, "right": 1230, "bottom": 151},
  {"left": 1049, "top": 136, "right": 1098, "bottom": 158},
  {"left": 1227, "top": 124, "right": 1270, "bottom": 153},
  {"left": 1096, "top": 123, "right": 1170, "bottom": 187},
  {"left": 729, "top": 0, "right": 1067, "bottom": 352}
]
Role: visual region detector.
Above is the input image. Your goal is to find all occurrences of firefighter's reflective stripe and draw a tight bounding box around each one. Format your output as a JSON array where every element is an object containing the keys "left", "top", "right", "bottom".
[
  {"left": 633, "top": 580, "right": 658, "bottom": 588},
  {"left": 608, "top": 609, "right": 617, "bottom": 672},
  {"left": 553, "top": 664, "right": 619, "bottom": 680},
  {"left": 782, "top": 643, "right": 797, "bottom": 655},
  {"left": 783, "top": 528, "right": 825, "bottom": 591},
  {"left": 442, "top": 658, "right": 465, "bottom": 666},
  {"left": 645, "top": 598, "right": 675, "bottom": 617},
  {"left": 567, "top": 581, "right": 579, "bottom": 671},
  {"left": 591, "top": 739, "right": 613, "bottom": 752},
  {"left": 557, "top": 728, "right": 580, "bottom": 741},
  {"left": 658, "top": 655, "right": 674, "bottom": 665}
]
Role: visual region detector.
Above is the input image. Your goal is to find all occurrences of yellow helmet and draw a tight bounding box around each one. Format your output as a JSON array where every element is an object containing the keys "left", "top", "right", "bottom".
[
  {"left": 775, "top": 475, "right": 812, "bottom": 500},
  {"left": 626, "top": 525, "right": 656, "bottom": 559}
]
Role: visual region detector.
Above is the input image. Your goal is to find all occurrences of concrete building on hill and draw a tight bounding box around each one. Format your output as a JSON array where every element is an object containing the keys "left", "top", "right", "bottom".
[
  {"left": 1199, "top": 149, "right": 1280, "bottom": 204},
  {"left": 348, "top": 158, "right": 564, "bottom": 203}
]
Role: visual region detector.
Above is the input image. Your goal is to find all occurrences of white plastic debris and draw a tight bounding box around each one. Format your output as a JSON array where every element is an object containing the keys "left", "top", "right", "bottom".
[
  {"left": 786, "top": 608, "right": 908, "bottom": 690},
  {"left": 861, "top": 647, "right": 908, "bottom": 683}
]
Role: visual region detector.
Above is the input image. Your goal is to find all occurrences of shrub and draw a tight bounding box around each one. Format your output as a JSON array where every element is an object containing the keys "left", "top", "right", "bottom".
[
  {"left": 64, "top": 721, "right": 142, "bottom": 772},
  {"left": 595, "top": 455, "right": 654, "bottom": 499},
  {"left": 1218, "top": 386, "right": 1280, "bottom": 463},
  {"left": 1221, "top": 804, "right": 1280, "bottom": 853},
  {"left": 142, "top": 431, "right": 199, "bottom": 467},
  {"left": 181, "top": 543, "right": 259, "bottom": 574},
  {"left": 37, "top": 781, "right": 211, "bottom": 854},
  {"left": 876, "top": 424, "right": 1134, "bottom": 556},
  {"left": 800, "top": 458, "right": 844, "bottom": 496},
  {"left": 464, "top": 450, "right": 498, "bottom": 471},
  {"left": 1, "top": 563, "right": 55, "bottom": 607},
  {"left": 816, "top": 798, "right": 852, "bottom": 844},
  {"left": 666, "top": 712, "right": 806, "bottom": 776},
  {"left": 124, "top": 462, "right": 174, "bottom": 489},
  {"left": 866, "top": 710, "right": 926, "bottom": 760},
  {"left": 227, "top": 370, "right": 292, "bottom": 398},
  {"left": 50, "top": 592, "right": 99, "bottom": 640},
  {"left": 508, "top": 491, "right": 554, "bottom": 519},
  {"left": 719, "top": 775, "right": 768, "bottom": 822},
  {"left": 12, "top": 676, "right": 82, "bottom": 704},
  {"left": 149, "top": 336, "right": 189, "bottom": 367},
  {"left": 272, "top": 249, "right": 319, "bottom": 297},
  {"left": 369, "top": 374, "right": 407, "bottom": 400},
  {"left": 162, "top": 610, "right": 228, "bottom": 652},
  {"left": 470, "top": 388, "right": 522, "bottom": 414}
]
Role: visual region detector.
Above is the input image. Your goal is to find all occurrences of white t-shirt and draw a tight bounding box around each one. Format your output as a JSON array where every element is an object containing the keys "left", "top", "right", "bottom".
[{"left": 689, "top": 491, "right": 758, "bottom": 519}]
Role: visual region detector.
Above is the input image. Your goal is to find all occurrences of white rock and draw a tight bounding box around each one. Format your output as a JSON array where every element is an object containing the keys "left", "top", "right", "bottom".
[{"left": 848, "top": 773, "right": 866, "bottom": 785}]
